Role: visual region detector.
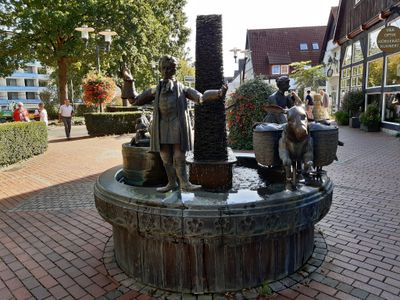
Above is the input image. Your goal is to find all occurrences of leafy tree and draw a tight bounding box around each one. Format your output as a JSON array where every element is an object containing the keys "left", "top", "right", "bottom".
[
  {"left": 0, "top": 0, "right": 190, "bottom": 104},
  {"left": 289, "top": 60, "right": 326, "bottom": 96}
]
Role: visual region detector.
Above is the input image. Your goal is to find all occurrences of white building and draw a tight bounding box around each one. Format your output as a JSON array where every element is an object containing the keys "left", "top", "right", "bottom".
[
  {"left": 320, "top": 7, "right": 341, "bottom": 113},
  {"left": 0, "top": 62, "right": 50, "bottom": 110}
]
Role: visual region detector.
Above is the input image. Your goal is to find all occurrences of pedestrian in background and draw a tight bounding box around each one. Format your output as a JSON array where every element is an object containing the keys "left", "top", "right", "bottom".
[
  {"left": 59, "top": 99, "right": 74, "bottom": 140},
  {"left": 38, "top": 102, "right": 48, "bottom": 126},
  {"left": 320, "top": 89, "right": 330, "bottom": 119},
  {"left": 13, "top": 102, "right": 30, "bottom": 122},
  {"left": 305, "top": 90, "right": 314, "bottom": 121}
]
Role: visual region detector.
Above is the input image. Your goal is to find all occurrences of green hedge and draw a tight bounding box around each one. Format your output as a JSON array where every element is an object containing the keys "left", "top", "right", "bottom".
[
  {"left": 75, "top": 104, "right": 97, "bottom": 117},
  {"left": 0, "top": 122, "right": 48, "bottom": 167},
  {"left": 106, "top": 106, "right": 139, "bottom": 112},
  {"left": 84, "top": 112, "right": 146, "bottom": 136}
]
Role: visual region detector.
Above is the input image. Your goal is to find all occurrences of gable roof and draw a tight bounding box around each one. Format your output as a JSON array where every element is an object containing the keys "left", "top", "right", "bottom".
[
  {"left": 246, "top": 26, "right": 327, "bottom": 76},
  {"left": 319, "top": 6, "right": 339, "bottom": 63}
]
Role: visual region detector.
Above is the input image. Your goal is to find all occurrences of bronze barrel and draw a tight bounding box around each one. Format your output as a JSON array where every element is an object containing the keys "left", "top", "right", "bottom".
[
  {"left": 121, "top": 143, "right": 167, "bottom": 186},
  {"left": 253, "top": 123, "right": 284, "bottom": 167}
]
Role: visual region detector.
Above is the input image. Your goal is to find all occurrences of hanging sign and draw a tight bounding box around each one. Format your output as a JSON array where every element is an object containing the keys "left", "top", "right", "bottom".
[{"left": 377, "top": 26, "right": 400, "bottom": 53}]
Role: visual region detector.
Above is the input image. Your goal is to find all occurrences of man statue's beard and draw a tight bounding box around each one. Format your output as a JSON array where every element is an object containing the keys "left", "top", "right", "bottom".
[{"left": 161, "top": 79, "right": 174, "bottom": 93}]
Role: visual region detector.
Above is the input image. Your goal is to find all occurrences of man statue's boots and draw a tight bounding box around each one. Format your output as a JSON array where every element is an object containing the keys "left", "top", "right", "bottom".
[
  {"left": 175, "top": 160, "right": 201, "bottom": 192},
  {"left": 156, "top": 164, "right": 179, "bottom": 193}
]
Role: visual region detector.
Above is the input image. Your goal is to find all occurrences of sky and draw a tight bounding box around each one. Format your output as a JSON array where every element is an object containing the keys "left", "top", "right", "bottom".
[{"left": 184, "top": 0, "right": 340, "bottom": 77}]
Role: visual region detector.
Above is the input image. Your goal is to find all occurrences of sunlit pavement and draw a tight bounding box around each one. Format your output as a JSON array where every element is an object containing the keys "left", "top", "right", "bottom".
[{"left": 0, "top": 127, "right": 399, "bottom": 299}]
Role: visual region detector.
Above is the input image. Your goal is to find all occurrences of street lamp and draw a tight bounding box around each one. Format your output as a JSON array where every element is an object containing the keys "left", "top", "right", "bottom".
[
  {"left": 75, "top": 25, "right": 118, "bottom": 72},
  {"left": 230, "top": 47, "right": 251, "bottom": 83}
]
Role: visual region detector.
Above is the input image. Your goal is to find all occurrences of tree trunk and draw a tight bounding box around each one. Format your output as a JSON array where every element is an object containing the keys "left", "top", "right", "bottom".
[{"left": 57, "top": 57, "right": 68, "bottom": 105}]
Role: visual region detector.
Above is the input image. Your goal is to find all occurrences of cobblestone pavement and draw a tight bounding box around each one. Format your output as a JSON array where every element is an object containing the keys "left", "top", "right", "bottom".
[{"left": 0, "top": 127, "right": 399, "bottom": 300}]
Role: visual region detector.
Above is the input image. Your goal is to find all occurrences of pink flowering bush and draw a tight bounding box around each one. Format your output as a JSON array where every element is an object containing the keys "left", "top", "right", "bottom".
[{"left": 227, "top": 78, "right": 275, "bottom": 149}]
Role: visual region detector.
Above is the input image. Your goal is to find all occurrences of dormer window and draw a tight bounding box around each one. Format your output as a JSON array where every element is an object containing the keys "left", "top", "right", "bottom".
[
  {"left": 312, "top": 43, "right": 319, "bottom": 50},
  {"left": 300, "top": 43, "right": 308, "bottom": 51}
]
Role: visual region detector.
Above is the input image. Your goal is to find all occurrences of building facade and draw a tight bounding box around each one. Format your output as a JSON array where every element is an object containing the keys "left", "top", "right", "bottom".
[
  {"left": 334, "top": 0, "right": 400, "bottom": 132},
  {"left": 243, "top": 26, "right": 326, "bottom": 85},
  {"left": 0, "top": 62, "right": 50, "bottom": 110},
  {"left": 321, "top": 7, "right": 341, "bottom": 113}
]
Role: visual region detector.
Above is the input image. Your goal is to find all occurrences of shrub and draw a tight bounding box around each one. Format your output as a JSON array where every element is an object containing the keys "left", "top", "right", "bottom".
[
  {"left": 75, "top": 104, "right": 97, "bottom": 117},
  {"left": 227, "top": 78, "right": 276, "bottom": 150},
  {"left": 360, "top": 102, "right": 380, "bottom": 126},
  {"left": 334, "top": 110, "right": 349, "bottom": 125},
  {"left": 342, "top": 90, "right": 364, "bottom": 117},
  {"left": 84, "top": 112, "right": 146, "bottom": 136},
  {"left": 106, "top": 106, "right": 139, "bottom": 112},
  {"left": 0, "top": 122, "right": 48, "bottom": 167}
]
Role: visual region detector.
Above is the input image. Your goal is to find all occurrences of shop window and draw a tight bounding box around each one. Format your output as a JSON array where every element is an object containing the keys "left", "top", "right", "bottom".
[
  {"left": 367, "top": 58, "right": 383, "bottom": 88},
  {"left": 300, "top": 43, "right": 308, "bottom": 51},
  {"left": 368, "top": 27, "right": 383, "bottom": 57},
  {"left": 384, "top": 93, "right": 400, "bottom": 123},
  {"left": 340, "top": 67, "right": 351, "bottom": 94},
  {"left": 352, "top": 41, "right": 363, "bottom": 63},
  {"left": 342, "top": 45, "right": 352, "bottom": 66},
  {"left": 389, "top": 17, "right": 400, "bottom": 28},
  {"left": 280, "top": 65, "right": 289, "bottom": 74},
  {"left": 385, "top": 52, "right": 400, "bottom": 86},
  {"left": 351, "top": 64, "right": 363, "bottom": 88},
  {"left": 272, "top": 65, "right": 281, "bottom": 74}
]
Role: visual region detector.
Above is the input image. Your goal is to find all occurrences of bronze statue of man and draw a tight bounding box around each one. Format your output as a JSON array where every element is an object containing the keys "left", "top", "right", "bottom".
[
  {"left": 122, "top": 55, "right": 227, "bottom": 192},
  {"left": 264, "top": 76, "right": 301, "bottom": 124}
]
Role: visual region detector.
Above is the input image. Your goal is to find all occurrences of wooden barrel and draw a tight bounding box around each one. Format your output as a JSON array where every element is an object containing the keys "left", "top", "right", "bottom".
[
  {"left": 122, "top": 143, "right": 167, "bottom": 186},
  {"left": 253, "top": 123, "right": 284, "bottom": 167},
  {"left": 309, "top": 123, "right": 338, "bottom": 167}
]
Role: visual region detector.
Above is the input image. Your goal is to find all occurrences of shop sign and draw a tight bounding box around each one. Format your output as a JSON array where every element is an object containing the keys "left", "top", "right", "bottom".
[{"left": 377, "top": 26, "right": 400, "bottom": 53}]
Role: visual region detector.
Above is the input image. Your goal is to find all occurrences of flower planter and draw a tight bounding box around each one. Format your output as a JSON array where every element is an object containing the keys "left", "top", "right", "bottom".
[
  {"left": 360, "top": 122, "right": 380, "bottom": 132},
  {"left": 349, "top": 117, "right": 360, "bottom": 128}
]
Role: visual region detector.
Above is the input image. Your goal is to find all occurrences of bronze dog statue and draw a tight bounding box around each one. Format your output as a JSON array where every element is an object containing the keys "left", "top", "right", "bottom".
[{"left": 278, "top": 106, "right": 313, "bottom": 190}]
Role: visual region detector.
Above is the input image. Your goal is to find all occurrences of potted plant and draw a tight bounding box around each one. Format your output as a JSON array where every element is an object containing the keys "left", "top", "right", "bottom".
[
  {"left": 359, "top": 102, "right": 380, "bottom": 132},
  {"left": 342, "top": 90, "right": 364, "bottom": 128},
  {"left": 334, "top": 110, "right": 349, "bottom": 125},
  {"left": 82, "top": 71, "right": 116, "bottom": 112}
]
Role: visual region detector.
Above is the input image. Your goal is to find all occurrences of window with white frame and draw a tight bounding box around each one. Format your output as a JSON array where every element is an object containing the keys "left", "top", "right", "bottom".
[
  {"left": 312, "top": 43, "right": 319, "bottom": 50},
  {"left": 352, "top": 41, "right": 363, "bottom": 63},
  {"left": 26, "top": 92, "right": 37, "bottom": 99},
  {"left": 300, "top": 43, "right": 308, "bottom": 51},
  {"left": 368, "top": 27, "right": 383, "bottom": 57},
  {"left": 342, "top": 45, "right": 352, "bottom": 66},
  {"left": 341, "top": 68, "right": 351, "bottom": 94},
  {"left": 8, "top": 92, "right": 19, "bottom": 100},
  {"left": 280, "top": 65, "right": 289, "bottom": 74},
  {"left": 272, "top": 65, "right": 281, "bottom": 74},
  {"left": 385, "top": 52, "right": 400, "bottom": 86},
  {"left": 351, "top": 64, "right": 363, "bottom": 88},
  {"left": 367, "top": 57, "right": 383, "bottom": 88}
]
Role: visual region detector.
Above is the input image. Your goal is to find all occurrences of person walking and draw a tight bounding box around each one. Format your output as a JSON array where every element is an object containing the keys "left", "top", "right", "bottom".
[{"left": 59, "top": 99, "right": 74, "bottom": 139}]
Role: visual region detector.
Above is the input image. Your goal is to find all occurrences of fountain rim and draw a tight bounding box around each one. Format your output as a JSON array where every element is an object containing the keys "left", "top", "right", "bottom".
[{"left": 95, "top": 165, "right": 333, "bottom": 211}]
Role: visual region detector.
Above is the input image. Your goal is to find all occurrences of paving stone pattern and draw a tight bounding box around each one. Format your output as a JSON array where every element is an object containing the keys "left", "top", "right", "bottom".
[{"left": 0, "top": 128, "right": 399, "bottom": 299}]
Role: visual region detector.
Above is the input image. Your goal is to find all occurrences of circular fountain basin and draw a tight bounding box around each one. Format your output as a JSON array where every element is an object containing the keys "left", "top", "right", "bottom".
[{"left": 94, "top": 161, "right": 332, "bottom": 294}]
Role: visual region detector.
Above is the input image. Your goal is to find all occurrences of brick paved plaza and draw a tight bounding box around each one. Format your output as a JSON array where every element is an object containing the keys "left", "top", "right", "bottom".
[{"left": 0, "top": 126, "right": 399, "bottom": 300}]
